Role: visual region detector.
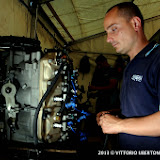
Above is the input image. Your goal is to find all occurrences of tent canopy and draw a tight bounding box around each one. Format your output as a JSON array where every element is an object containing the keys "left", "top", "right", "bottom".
[{"left": 40, "top": 0, "right": 160, "bottom": 54}]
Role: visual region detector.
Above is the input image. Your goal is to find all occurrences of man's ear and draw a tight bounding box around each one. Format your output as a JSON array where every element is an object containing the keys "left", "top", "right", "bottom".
[{"left": 131, "top": 16, "right": 142, "bottom": 31}]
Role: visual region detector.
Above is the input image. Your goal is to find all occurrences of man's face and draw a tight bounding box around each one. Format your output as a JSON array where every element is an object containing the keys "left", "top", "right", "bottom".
[{"left": 104, "top": 7, "right": 137, "bottom": 55}]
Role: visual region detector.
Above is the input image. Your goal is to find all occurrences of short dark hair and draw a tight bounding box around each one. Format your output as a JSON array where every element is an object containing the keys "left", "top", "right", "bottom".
[{"left": 107, "top": 2, "right": 144, "bottom": 29}]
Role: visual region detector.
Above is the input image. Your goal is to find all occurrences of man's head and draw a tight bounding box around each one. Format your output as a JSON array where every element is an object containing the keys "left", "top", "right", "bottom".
[
  {"left": 104, "top": 2, "right": 147, "bottom": 57},
  {"left": 107, "top": 2, "right": 144, "bottom": 29},
  {"left": 95, "top": 54, "right": 109, "bottom": 68}
]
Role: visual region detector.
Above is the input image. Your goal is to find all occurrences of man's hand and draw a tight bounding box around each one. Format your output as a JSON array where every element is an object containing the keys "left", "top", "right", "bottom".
[
  {"left": 96, "top": 109, "right": 121, "bottom": 126},
  {"left": 99, "top": 114, "right": 122, "bottom": 134},
  {"left": 96, "top": 111, "right": 110, "bottom": 126},
  {"left": 97, "top": 111, "right": 160, "bottom": 137}
]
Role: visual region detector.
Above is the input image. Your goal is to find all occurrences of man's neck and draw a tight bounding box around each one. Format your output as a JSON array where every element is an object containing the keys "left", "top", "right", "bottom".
[{"left": 128, "top": 38, "right": 149, "bottom": 61}]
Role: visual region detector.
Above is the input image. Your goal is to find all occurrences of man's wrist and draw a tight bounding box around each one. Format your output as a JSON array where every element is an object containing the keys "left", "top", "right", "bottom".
[{"left": 117, "top": 118, "right": 125, "bottom": 133}]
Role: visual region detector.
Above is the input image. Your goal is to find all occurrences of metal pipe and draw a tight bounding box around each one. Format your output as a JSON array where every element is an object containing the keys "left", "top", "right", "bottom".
[
  {"left": 46, "top": 2, "right": 75, "bottom": 42},
  {"left": 18, "top": 0, "right": 65, "bottom": 47}
]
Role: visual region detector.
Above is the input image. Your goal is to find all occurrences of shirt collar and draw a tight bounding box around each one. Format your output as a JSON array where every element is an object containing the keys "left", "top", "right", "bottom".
[{"left": 135, "top": 41, "right": 157, "bottom": 59}]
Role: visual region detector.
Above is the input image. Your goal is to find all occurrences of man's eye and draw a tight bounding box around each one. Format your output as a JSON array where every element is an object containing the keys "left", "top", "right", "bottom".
[{"left": 112, "top": 28, "right": 117, "bottom": 32}]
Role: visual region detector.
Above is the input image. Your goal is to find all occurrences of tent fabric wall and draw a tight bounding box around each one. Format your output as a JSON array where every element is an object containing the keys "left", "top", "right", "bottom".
[
  {"left": 36, "top": 22, "right": 56, "bottom": 51},
  {"left": 145, "top": 18, "right": 160, "bottom": 41},
  {"left": 70, "top": 34, "right": 115, "bottom": 54},
  {"left": 150, "top": 29, "right": 160, "bottom": 43},
  {"left": 0, "top": 0, "right": 31, "bottom": 38},
  {"left": 0, "top": 0, "right": 57, "bottom": 51}
]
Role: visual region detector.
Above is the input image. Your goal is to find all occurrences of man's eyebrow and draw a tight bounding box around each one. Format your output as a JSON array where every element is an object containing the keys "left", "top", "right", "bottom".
[{"left": 106, "top": 23, "right": 118, "bottom": 30}]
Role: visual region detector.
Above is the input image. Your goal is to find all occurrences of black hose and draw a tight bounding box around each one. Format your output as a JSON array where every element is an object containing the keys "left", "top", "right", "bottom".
[
  {"left": 33, "top": 62, "right": 64, "bottom": 145},
  {"left": 103, "top": 134, "right": 108, "bottom": 150}
]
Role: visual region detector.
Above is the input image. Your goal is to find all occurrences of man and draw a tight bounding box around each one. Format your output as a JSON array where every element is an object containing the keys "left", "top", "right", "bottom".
[
  {"left": 97, "top": 2, "right": 160, "bottom": 150},
  {"left": 88, "top": 54, "right": 119, "bottom": 113}
]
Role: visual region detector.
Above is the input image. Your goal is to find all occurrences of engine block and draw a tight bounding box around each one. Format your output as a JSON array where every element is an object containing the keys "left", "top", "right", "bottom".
[{"left": 0, "top": 36, "right": 90, "bottom": 146}]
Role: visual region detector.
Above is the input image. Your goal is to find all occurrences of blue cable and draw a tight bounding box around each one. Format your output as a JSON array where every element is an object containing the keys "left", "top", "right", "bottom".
[
  {"left": 77, "top": 115, "right": 86, "bottom": 122},
  {"left": 67, "top": 121, "right": 76, "bottom": 133},
  {"left": 79, "top": 131, "right": 87, "bottom": 141},
  {"left": 71, "top": 80, "right": 77, "bottom": 95}
]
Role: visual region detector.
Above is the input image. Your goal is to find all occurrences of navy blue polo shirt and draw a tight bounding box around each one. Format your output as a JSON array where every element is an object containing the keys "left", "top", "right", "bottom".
[{"left": 119, "top": 41, "right": 160, "bottom": 150}]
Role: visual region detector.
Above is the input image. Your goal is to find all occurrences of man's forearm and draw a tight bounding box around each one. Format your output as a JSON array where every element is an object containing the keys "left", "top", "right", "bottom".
[{"left": 119, "top": 111, "right": 160, "bottom": 137}]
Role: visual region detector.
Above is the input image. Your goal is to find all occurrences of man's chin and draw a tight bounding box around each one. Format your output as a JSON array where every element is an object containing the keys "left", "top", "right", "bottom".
[
  {"left": 116, "top": 48, "right": 126, "bottom": 55},
  {"left": 115, "top": 48, "right": 121, "bottom": 53}
]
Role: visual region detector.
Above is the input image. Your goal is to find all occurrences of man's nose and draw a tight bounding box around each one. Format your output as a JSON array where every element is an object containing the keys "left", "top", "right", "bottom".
[{"left": 106, "top": 34, "right": 113, "bottom": 43}]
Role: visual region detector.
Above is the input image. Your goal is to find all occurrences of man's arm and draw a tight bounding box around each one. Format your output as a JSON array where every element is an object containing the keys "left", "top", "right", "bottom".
[{"left": 98, "top": 111, "right": 160, "bottom": 137}]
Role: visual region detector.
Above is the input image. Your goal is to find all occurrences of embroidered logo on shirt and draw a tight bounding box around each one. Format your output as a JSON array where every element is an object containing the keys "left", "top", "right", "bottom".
[{"left": 131, "top": 75, "right": 143, "bottom": 82}]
